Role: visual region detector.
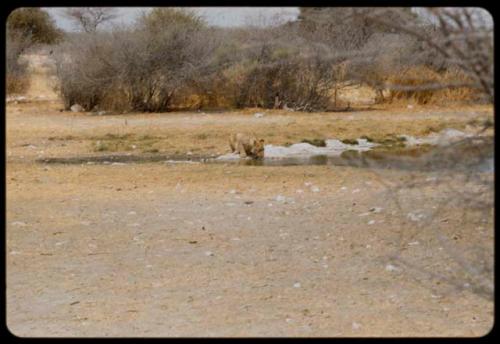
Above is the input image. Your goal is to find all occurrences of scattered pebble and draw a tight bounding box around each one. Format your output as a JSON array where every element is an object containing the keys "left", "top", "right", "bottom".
[
  {"left": 293, "top": 282, "right": 301, "bottom": 288},
  {"left": 407, "top": 212, "right": 426, "bottom": 222}
]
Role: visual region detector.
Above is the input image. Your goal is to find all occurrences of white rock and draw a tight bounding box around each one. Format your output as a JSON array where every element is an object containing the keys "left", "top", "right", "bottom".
[
  {"left": 311, "top": 186, "right": 320, "bottom": 192},
  {"left": 385, "top": 264, "right": 399, "bottom": 272},
  {"left": 304, "top": 182, "right": 313, "bottom": 187},
  {"left": 275, "top": 195, "right": 286, "bottom": 202},
  {"left": 128, "top": 211, "right": 136, "bottom": 215},
  {"left": 407, "top": 212, "right": 426, "bottom": 222},
  {"left": 70, "top": 104, "right": 84, "bottom": 112},
  {"left": 370, "top": 207, "right": 383, "bottom": 213},
  {"left": 352, "top": 322, "right": 361, "bottom": 330},
  {"left": 296, "top": 189, "right": 304, "bottom": 193},
  {"left": 11, "top": 221, "right": 27, "bottom": 227},
  {"left": 368, "top": 220, "right": 376, "bottom": 225},
  {"left": 254, "top": 112, "right": 265, "bottom": 118},
  {"left": 293, "top": 282, "right": 301, "bottom": 288},
  {"left": 205, "top": 251, "right": 214, "bottom": 256},
  {"left": 408, "top": 241, "right": 420, "bottom": 246},
  {"left": 340, "top": 186, "right": 348, "bottom": 191}
]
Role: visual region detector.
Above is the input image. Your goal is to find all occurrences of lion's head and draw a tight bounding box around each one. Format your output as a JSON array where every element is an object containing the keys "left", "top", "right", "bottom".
[{"left": 252, "top": 139, "right": 265, "bottom": 159}]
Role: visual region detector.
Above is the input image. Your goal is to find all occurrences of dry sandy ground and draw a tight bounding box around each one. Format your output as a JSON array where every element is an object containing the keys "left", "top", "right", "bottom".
[{"left": 6, "top": 53, "right": 494, "bottom": 337}]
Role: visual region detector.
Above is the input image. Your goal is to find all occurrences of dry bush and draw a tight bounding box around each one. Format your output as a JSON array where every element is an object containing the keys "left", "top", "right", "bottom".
[
  {"left": 358, "top": 8, "right": 493, "bottom": 103},
  {"left": 6, "top": 29, "right": 31, "bottom": 94},
  {"left": 385, "top": 66, "right": 479, "bottom": 104},
  {"left": 191, "top": 24, "right": 342, "bottom": 111},
  {"left": 54, "top": 9, "right": 217, "bottom": 112}
]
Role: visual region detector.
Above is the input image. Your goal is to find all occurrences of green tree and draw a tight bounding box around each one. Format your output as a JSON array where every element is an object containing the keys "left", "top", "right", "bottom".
[{"left": 7, "top": 8, "right": 63, "bottom": 45}]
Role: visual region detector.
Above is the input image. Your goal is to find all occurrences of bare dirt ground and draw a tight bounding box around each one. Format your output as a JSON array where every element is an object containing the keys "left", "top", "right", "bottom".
[{"left": 6, "top": 53, "right": 494, "bottom": 337}]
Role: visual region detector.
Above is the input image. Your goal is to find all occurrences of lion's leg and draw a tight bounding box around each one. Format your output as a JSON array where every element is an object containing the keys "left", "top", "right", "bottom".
[
  {"left": 229, "top": 134, "right": 236, "bottom": 153},
  {"left": 237, "top": 142, "right": 248, "bottom": 158}
]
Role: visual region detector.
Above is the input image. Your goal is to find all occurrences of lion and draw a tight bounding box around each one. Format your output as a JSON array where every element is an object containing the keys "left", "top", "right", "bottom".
[{"left": 229, "top": 133, "right": 265, "bottom": 159}]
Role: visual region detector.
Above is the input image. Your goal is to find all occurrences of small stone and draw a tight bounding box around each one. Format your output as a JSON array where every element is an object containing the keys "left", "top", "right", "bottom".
[
  {"left": 311, "top": 186, "right": 320, "bottom": 192},
  {"left": 352, "top": 189, "right": 360, "bottom": 194},
  {"left": 70, "top": 104, "right": 84, "bottom": 112},
  {"left": 293, "top": 282, "right": 301, "bottom": 288},
  {"left": 352, "top": 322, "right": 361, "bottom": 330},
  {"left": 275, "top": 195, "right": 286, "bottom": 202},
  {"left": 385, "top": 264, "right": 399, "bottom": 272},
  {"left": 368, "top": 220, "right": 375, "bottom": 225},
  {"left": 205, "top": 251, "right": 214, "bottom": 256},
  {"left": 11, "top": 221, "right": 27, "bottom": 227}
]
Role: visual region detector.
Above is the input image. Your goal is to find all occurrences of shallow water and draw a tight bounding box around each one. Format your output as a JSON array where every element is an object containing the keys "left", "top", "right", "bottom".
[{"left": 38, "top": 130, "right": 493, "bottom": 173}]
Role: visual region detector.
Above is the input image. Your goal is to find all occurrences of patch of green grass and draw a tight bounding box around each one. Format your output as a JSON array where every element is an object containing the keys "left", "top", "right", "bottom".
[
  {"left": 94, "top": 141, "right": 110, "bottom": 152},
  {"left": 341, "top": 138, "right": 358, "bottom": 145},
  {"left": 301, "top": 138, "right": 326, "bottom": 147},
  {"left": 340, "top": 150, "right": 360, "bottom": 159}
]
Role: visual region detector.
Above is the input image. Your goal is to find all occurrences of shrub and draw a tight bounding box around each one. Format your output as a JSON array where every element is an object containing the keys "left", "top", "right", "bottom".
[
  {"left": 6, "top": 29, "right": 31, "bottom": 94},
  {"left": 54, "top": 9, "right": 216, "bottom": 112}
]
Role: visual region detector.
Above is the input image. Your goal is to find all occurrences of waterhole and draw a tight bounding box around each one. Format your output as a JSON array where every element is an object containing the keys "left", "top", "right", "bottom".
[{"left": 38, "top": 136, "right": 493, "bottom": 173}]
